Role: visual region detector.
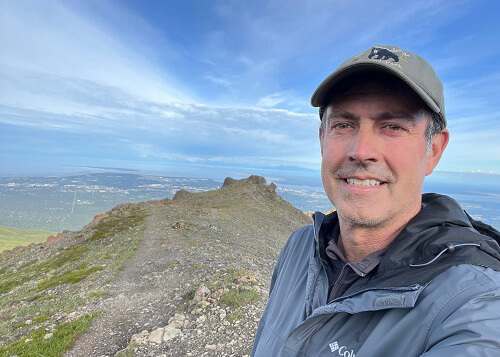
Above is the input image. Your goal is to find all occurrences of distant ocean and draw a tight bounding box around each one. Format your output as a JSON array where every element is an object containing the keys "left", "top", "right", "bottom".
[{"left": 276, "top": 171, "right": 500, "bottom": 230}]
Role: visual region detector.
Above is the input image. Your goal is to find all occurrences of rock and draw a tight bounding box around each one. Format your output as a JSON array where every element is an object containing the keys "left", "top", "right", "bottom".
[
  {"left": 266, "top": 183, "right": 277, "bottom": 194},
  {"left": 222, "top": 177, "right": 236, "bottom": 188},
  {"left": 238, "top": 274, "right": 257, "bottom": 284},
  {"left": 205, "top": 344, "right": 217, "bottom": 350},
  {"left": 148, "top": 328, "right": 164, "bottom": 344},
  {"left": 222, "top": 175, "right": 267, "bottom": 189},
  {"left": 25, "top": 338, "right": 32, "bottom": 343},
  {"left": 173, "top": 190, "right": 192, "bottom": 201},
  {"left": 248, "top": 175, "right": 266, "bottom": 185},
  {"left": 83, "top": 213, "right": 109, "bottom": 229},
  {"left": 163, "top": 325, "right": 181, "bottom": 341},
  {"left": 130, "top": 330, "right": 149, "bottom": 345},
  {"left": 168, "top": 313, "right": 186, "bottom": 329},
  {"left": 25, "top": 320, "right": 32, "bottom": 325},
  {"left": 212, "top": 287, "right": 228, "bottom": 300},
  {"left": 45, "top": 235, "right": 58, "bottom": 244},
  {"left": 43, "top": 333, "right": 53, "bottom": 340},
  {"left": 193, "top": 284, "right": 211, "bottom": 302},
  {"left": 171, "top": 221, "right": 186, "bottom": 230},
  {"left": 196, "top": 315, "right": 206, "bottom": 324}
]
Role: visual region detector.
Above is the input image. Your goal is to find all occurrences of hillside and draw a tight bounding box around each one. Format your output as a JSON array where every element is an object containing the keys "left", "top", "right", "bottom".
[
  {"left": 0, "top": 226, "right": 57, "bottom": 252},
  {"left": 0, "top": 175, "right": 312, "bottom": 357}
]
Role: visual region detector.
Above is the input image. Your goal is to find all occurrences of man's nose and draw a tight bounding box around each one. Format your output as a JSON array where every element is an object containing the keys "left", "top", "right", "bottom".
[{"left": 348, "top": 128, "right": 380, "bottom": 163}]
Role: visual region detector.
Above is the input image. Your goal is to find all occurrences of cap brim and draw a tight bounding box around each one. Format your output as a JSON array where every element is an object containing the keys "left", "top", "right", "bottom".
[{"left": 310, "top": 62, "right": 441, "bottom": 114}]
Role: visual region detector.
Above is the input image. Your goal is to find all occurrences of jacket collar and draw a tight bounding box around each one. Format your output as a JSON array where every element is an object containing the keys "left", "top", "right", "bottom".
[{"left": 312, "top": 193, "right": 500, "bottom": 293}]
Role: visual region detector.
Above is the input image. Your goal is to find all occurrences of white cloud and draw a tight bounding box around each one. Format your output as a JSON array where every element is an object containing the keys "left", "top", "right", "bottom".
[
  {"left": 0, "top": 0, "right": 192, "bottom": 107},
  {"left": 257, "top": 93, "right": 287, "bottom": 108}
]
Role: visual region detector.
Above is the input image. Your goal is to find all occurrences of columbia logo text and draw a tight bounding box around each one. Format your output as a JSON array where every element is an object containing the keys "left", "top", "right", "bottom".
[{"left": 329, "top": 341, "right": 356, "bottom": 357}]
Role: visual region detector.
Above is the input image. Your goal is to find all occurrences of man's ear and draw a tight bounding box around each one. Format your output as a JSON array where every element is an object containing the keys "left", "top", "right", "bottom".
[{"left": 426, "top": 128, "right": 449, "bottom": 175}]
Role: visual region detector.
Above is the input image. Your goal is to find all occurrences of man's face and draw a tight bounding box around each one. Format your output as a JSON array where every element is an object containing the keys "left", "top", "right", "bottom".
[{"left": 320, "top": 84, "right": 445, "bottom": 229}]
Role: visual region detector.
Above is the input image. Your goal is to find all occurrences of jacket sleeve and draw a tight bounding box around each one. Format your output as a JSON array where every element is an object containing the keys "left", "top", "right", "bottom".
[{"left": 420, "top": 283, "right": 500, "bottom": 357}]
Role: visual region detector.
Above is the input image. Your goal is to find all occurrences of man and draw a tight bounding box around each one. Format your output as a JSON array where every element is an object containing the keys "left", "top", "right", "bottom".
[{"left": 251, "top": 45, "right": 500, "bottom": 356}]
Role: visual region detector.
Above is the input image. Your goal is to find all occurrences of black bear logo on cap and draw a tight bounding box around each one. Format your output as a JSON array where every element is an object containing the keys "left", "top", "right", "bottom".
[{"left": 368, "top": 47, "right": 399, "bottom": 62}]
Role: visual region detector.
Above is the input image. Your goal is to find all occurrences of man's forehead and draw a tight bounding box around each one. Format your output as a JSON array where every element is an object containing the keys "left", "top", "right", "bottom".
[
  {"left": 325, "top": 78, "right": 429, "bottom": 114},
  {"left": 325, "top": 107, "right": 424, "bottom": 123}
]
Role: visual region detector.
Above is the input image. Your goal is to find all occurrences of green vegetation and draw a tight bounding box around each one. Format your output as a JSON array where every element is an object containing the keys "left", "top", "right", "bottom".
[
  {"left": 88, "top": 211, "right": 145, "bottom": 242},
  {"left": 220, "top": 287, "right": 260, "bottom": 308},
  {"left": 0, "top": 245, "right": 90, "bottom": 295},
  {"left": 0, "top": 314, "right": 96, "bottom": 357},
  {"left": 0, "top": 226, "right": 57, "bottom": 252},
  {"left": 33, "top": 314, "right": 50, "bottom": 323},
  {"left": 115, "top": 342, "right": 138, "bottom": 357},
  {"left": 37, "top": 266, "right": 104, "bottom": 291},
  {"left": 86, "top": 289, "right": 108, "bottom": 299},
  {"left": 208, "top": 268, "right": 253, "bottom": 291},
  {"left": 228, "top": 311, "right": 244, "bottom": 322},
  {"left": 36, "top": 295, "right": 57, "bottom": 302},
  {"left": 226, "top": 268, "right": 252, "bottom": 282},
  {"left": 0, "top": 205, "right": 147, "bottom": 351}
]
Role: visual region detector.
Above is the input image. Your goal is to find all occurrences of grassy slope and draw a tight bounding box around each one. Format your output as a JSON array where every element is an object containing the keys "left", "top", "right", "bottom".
[
  {"left": 0, "top": 206, "right": 146, "bottom": 356},
  {"left": 0, "top": 226, "right": 56, "bottom": 252}
]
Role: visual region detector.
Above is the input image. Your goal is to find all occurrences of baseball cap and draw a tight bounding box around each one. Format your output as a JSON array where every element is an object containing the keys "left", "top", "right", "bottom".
[{"left": 311, "top": 45, "right": 446, "bottom": 125}]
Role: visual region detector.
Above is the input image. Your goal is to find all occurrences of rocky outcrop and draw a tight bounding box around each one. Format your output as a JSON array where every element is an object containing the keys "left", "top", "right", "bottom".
[
  {"left": 173, "top": 189, "right": 192, "bottom": 201},
  {"left": 82, "top": 213, "right": 109, "bottom": 230},
  {"left": 221, "top": 175, "right": 277, "bottom": 198},
  {"left": 222, "top": 175, "right": 267, "bottom": 189},
  {"left": 45, "top": 232, "right": 65, "bottom": 246}
]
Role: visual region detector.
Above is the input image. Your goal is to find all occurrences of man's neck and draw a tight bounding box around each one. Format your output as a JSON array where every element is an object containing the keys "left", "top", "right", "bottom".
[
  {"left": 337, "top": 222, "right": 406, "bottom": 262},
  {"left": 336, "top": 198, "right": 423, "bottom": 262}
]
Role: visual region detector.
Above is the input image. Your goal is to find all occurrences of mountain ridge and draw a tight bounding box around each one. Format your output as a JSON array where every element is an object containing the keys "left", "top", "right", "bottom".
[{"left": 0, "top": 175, "right": 312, "bottom": 356}]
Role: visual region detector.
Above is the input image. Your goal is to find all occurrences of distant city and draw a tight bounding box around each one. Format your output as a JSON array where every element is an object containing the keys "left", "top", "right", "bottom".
[
  {"left": 1, "top": 171, "right": 498, "bottom": 232},
  {"left": 0, "top": 173, "right": 221, "bottom": 231}
]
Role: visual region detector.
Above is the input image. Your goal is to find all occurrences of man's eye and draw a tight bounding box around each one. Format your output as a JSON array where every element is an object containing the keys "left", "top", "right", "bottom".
[
  {"left": 332, "top": 123, "right": 351, "bottom": 129},
  {"left": 385, "top": 124, "right": 405, "bottom": 131}
]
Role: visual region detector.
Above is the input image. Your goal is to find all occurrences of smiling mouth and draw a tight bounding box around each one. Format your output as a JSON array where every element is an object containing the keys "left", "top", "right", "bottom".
[{"left": 345, "top": 178, "right": 385, "bottom": 187}]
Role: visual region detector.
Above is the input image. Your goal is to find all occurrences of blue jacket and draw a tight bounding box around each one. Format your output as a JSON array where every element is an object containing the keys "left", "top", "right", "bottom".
[{"left": 252, "top": 194, "right": 500, "bottom": 356}]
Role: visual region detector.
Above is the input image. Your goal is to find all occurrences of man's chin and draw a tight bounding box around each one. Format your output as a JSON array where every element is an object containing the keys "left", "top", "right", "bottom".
[{"left": 338, "top": 210, "right": 389, "bottom": 228}]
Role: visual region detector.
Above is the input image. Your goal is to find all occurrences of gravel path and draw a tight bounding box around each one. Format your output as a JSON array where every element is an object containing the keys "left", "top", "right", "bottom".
[{"left": 66, "top": 206, "right": 191, "bottom": 356}]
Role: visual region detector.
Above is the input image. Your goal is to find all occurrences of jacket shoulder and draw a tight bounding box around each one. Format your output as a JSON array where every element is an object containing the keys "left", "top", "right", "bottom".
[{"left": 420, "top": 264, "right": 500, "bottom": 354}]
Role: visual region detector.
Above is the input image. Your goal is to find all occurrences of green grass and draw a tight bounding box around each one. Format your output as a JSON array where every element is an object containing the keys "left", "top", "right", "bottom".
[
  {"left": 115, "top": 342, "right": 137, "bottom": 357},
  {"left": 36, "top": 295, "right": 57, "bottom": 302},
  {"left": 0, "top": 245, "right": 90, "bottom": 295},
  {"left": 0, "top": 207, "right": 147, "bottom": 348},
  {"left": 0, "top": 226, "right": 57, "bottom": 252},
  {"left": 228, "top": 311, "right": 244, "bottom": 322},
  {"left": 0, "top": 313, "right": 96, "bottom": 357},
  {"left": 87, "top": 212, "right": 145, "bottom": 242},
  {"left": 219, "top": 287, "right": 260, "bottom": 308},
  {"left": 37, "top": 266, "right": 104, "bottom": 291},
  {"left": 86, "top": 289, "right": 108, "bottom": 299},
  {"left": 33, "top": 314, "right": 50, "bottom": 324}
]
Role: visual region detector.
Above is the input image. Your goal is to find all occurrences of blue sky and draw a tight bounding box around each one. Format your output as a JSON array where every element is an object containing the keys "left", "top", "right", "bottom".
[{"left": 1, "top": 0, "right": 499, "bottom": 185}]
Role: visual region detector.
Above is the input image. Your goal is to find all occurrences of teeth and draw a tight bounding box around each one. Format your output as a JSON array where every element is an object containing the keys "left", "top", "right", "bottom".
[{"left": 346, "top": 178, "right": 382, "bottom": 187}]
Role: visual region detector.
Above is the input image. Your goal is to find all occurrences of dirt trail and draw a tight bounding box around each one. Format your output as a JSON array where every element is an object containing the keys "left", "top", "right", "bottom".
[{"left": 66, "top": 206, "right": 191, "bottom": 356}]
